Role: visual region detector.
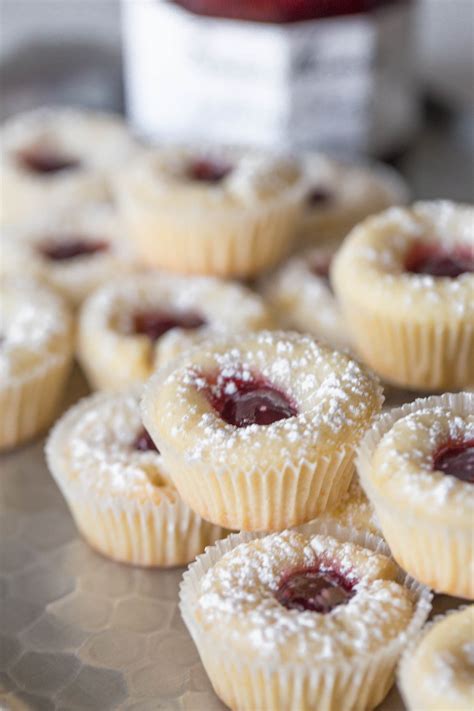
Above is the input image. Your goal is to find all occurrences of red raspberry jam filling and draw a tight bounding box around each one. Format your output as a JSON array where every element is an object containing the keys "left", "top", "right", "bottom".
[
  {"left": 17, "top": 147, "right": 80, "bottom": 175},
  {"left": 187, "top": 159, "right": 232, "bottom": 184},
  {"left": 132, "top": 310, "right": 206, "bottom": 341},
  {"left": 133, "top": 427, "right": 159, "bottom": 453},
  {"left": 433, "top": 439, "right": 474, "bottom": 483},
  {"left": 39, "top": 238, "right": 109, "bottom": 261},
  {"left": 276, "top": 566, "right": 356, "bottom": 613},
  {"left": 405, "top": 243, "right": 474, "bottom": 278},
  {"left": 205, "top": 372, "right": 297, "bottom": 427},
  {"left": 306, "top": 187, "right": 333, "bottom": 207}
]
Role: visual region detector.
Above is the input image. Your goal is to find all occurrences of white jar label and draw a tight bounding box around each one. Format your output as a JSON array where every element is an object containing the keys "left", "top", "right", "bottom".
[{"left": 122, "top": 0, "right": 419, "bottom": 155}]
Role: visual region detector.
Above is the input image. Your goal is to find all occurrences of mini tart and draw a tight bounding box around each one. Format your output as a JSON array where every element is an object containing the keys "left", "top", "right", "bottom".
[
  {"left": 45, "top": 389, "right": 226, "bottom": 567},
  {"left": 1, "top": 201, "right": 136, "bottom": 307},
  {"left": 261, "top": 246, "right": 350, "bottom": 350},
  {"left": 78, "top": 272, "right": 274, "bottom": 391},
  {"left": 180, "top": 522, "right": 431, "bottom": 711},
  {"left": 321, "top": 477, "right": 380, "bottom": 537},
  {"left": 0, "top": 279, "right": 74, "bottom": 450},
  {"left": 0, "top": 107, "right": 139, "bottom": 225},
  {"left": 142, "top": 331, "right": 383, "bottom": 531},
  {"left": 114, "top": 146, "right": 305, "bottom": 278},
  {"left": 332, "top": 201, "right": 474, "bottom": 391},
  {"left": 357, "top": 391, "right": 474, "bottom": 598},
  {"left": 399, "top": 606, "right": 474, "bottom": 711},
  {"left": 298, "top": 153, "right": 408, "bottom": 247}
]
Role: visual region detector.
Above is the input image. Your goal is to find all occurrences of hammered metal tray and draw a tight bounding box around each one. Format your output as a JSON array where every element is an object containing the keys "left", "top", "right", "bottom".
[{"left": 0, "top": 363, "right": 465, "bottom": 711}]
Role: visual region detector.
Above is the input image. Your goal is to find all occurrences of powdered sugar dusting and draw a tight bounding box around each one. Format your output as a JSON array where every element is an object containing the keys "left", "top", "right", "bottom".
[
  {"left": 63, "top": 389, "right": 173, "bottom": 498},
  {"left": 333, "top": 201, "right": 473, "bottom": 316},
  {"left": 196, "top": 530, "right": 413, "bottom": 662},
  {"left": 373, "top": 407, "right": 474, "bottom": 511},
  {"left": 261, "top": 247, "right": 350, "bottom": 350},
  {"left": 0, "top": 279, "right": 71, "bottom": 378},
  {"left": 139, "top": 145, "right": 305, "bottom": 205},
  {"left": 148, "top": 331, "right": 383, "bottom": 468},
  {"left": 96, "top": 272, "right": 270, "bottom": 335}
]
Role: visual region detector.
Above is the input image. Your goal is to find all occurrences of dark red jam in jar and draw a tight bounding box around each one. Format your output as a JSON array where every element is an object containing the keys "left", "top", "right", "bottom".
[
  {"left": 433, "top": 439, "right": 474, "bottom": 484},
  {"left": 205, "top": 371, "right": 297, "bottom": 427},
  {"left": 405, "top": 244, "right": 474, "bottom": 278},
  {"left": 173, "top": 0, "right": 404, "bottom": 23},
  {"left": 132, "top": 310, "right": 206, "bottom": 341},
  {"left": 39, "top": 238, "right": 109, "bottom": 261},
  {"left": 275, "top": 566, "right": 356, "bottom": 613}
]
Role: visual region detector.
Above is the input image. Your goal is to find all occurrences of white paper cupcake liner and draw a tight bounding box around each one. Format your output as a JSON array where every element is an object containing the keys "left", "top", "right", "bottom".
[
  {"left": 397, "top": 605, "right": 471, "bottom": 711},
  {"left": 117, "top": 183, "right": 303, "bottom": 278},
  {"left": 180, "top": 519, "right": 432, "bottom": 711},
  {"left": 0, "top": 351, "right": 72, "bottom": 451},
  {"left": 51, "top": 480, "right": 227, "bottom": 567},
  {"left": 157, "top": 444, "right": 356, "bottom": 532},
  {"left": 45, "top": 392, "right": 227, "bottom": 567},
  {"left": 345, "top": 308, "right": 473, "bottom": 391},
  {"left": 357, "top": 392, "right": 473, "bottom": 597}
]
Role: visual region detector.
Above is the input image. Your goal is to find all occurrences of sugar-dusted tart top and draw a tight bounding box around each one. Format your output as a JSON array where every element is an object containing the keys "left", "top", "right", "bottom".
[
  {"left": 79, "top": 272, "right": 275, "bottom": 386},
  {"left": 331, "top": 201, "right": 473, "bottom": 320},
  {"left": 1, "top": 106, "right": 138, "bottom": 177},
  {"left": 400, "top": 606, "right": 474, "bottom": 711},
  {"left": 261, "top": 246, "right": 350, "bottom": 350},
  {"left": 119, "top": 145, "right": 306, "bottom": 208},
  {"left": 46, "top": 389, "right": 179, "bottom": 505},
  {"left": 368, "top": 403, "right": 474, "bottom": 525},
  {"left": 0, "top": 278, "right": 73, "bottom": 381},
  {"left": 1, "top": 201, "right": 136, "bottom": 305},
  {"left": 194, "top": 530, "right": 414, "bottom": 664},
  {"left": 142, "top": 331, "right": 383, "bottom": 471},
  {"left": 303, "top": 153, "right": 408, "bottom": 223}
]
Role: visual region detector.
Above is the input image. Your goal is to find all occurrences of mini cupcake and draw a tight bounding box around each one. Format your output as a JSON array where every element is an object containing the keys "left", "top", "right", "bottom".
[
  {"left": 261, "top": 246, "right": 350, "bottom": 351},
  {"left": 1, "top": 200, "right": 136, "bottom": 307},
  {"left": 114, "top": 146, "right": 305, "bottom": 278},
  {"left": 0, "top": 279, "right": 74, "bottom": 450},
  {"left": 399, "top": 606, "right": 474, "bottom": 711},
  {"left": 78, "top": 272, "right": 275, "bottom": 391},
  {"left": 299, "top": 153, "right": 408, "bottom": 247},
  {"left": 180, "top": 521, "right": 431, "bottom": 711},
  {"left": 332, "top": 201, "right": 474, "bottom": 391},
  {"left": 0, "top": 107, "right": 139, "bottom": 225},
  {"left": 142, "top": 331, "right": 383, "bottom": 531},
  {"left": 46, "top": 388, "right": 226, "bottom": 567},
  {"left": 357, "top": 391, "right": 473, "bottom": 598}
]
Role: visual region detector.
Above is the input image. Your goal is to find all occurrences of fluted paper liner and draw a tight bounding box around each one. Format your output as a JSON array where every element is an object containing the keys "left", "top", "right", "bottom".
[
  {"left": 179, "top": 520, "right": 432, "bottom": 711},
  {"left": 116, "top": 179, "right": 303, "bottom": 278},
  {"left": 339, "top": 300, "right": 472, "bottom": 391},
  {"left": 0, "top": 350, "right": 72, "bottom": 451},
  {"left": 357, "top": 392, "right": 474, "bottom": 598},
  {"left": 46, "top": 415, "right": 227, "bottom": 568},
  {"left": 155, "top": 446, "right": 355, "bottom": 532},
  {"left": 51, "top": 481, "right": 226, "bottom": 568}
]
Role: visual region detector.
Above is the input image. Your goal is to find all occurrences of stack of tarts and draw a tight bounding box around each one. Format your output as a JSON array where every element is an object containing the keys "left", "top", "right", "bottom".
[{"left": 1, "top": 105, "right": 472, "bottom": 711}]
